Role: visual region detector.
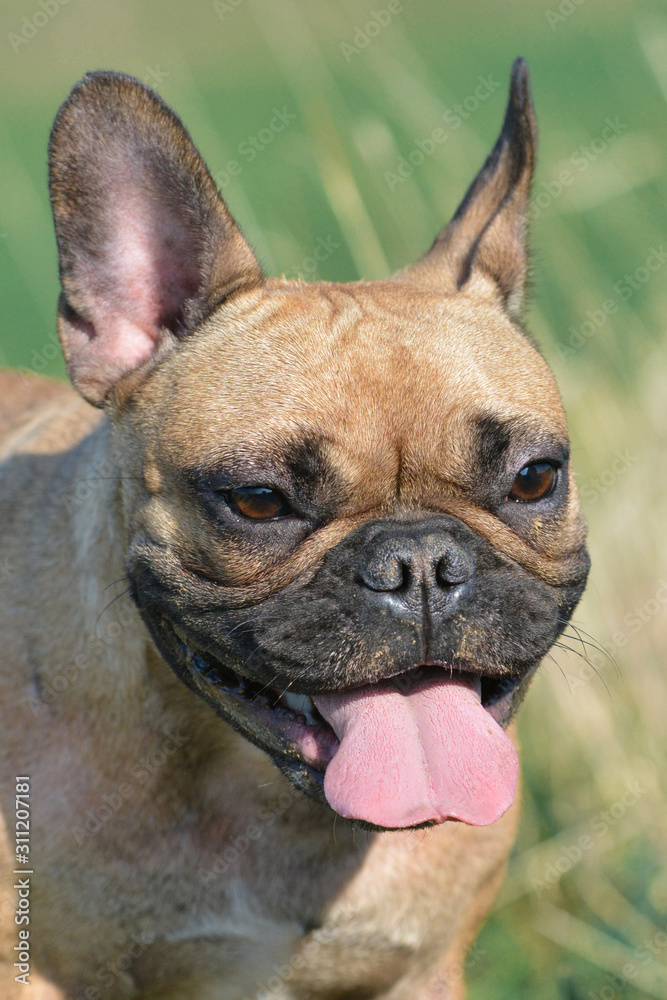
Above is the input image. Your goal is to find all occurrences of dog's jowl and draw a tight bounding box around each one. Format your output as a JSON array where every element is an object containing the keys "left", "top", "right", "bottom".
[{"left": 0, "top": 59, "right": 589, "bottom": 999}]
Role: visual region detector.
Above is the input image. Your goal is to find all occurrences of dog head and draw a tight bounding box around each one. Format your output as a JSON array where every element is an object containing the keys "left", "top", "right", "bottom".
[{"left": 48, "top": 60, "right": 589, "bottom": 831}]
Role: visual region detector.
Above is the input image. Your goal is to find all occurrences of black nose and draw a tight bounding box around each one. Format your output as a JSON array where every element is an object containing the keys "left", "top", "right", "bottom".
[{"left": 357, "top": 522, "right": 473, "bottom": 606}]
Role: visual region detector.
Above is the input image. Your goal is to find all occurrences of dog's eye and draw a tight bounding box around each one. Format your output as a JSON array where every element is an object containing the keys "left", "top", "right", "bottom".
[
  {"left": 226, "top": 487, "right": 292, "bottom": 520},
  {"left": 508, "top": 462, "right": 557, "bottom": 502}
]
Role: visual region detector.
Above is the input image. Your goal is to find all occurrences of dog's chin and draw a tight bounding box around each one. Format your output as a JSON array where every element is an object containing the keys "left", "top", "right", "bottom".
[{"left": 140, "top": 609, "right": 535, "bottom": 832}]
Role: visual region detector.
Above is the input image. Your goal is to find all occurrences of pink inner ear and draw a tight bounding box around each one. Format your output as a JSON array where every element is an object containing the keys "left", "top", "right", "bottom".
[
  {"left": 74, "top": 184, "right": 202, "bottom": 379},
  {"left": 60, "top": 185, "right": 205, "bottom": 400},
  {"left": 107, "top": 188, "right": 201, "bottom": 332}
]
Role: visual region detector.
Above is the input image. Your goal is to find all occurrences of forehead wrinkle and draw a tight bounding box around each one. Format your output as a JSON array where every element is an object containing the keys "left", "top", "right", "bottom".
[{"left": 156, "top": 280, "right": 564, "bottom": 484}]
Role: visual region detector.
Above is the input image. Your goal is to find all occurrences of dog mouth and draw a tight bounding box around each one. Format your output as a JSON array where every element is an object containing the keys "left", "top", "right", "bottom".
[{"left": 165, "top": 622, "right": 526, "bottom": 831}]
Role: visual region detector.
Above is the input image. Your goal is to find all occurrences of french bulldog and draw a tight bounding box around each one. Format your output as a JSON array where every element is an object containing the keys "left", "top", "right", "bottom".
[{"left": 0, "top": 58, "right": 589, "bottom": 999}]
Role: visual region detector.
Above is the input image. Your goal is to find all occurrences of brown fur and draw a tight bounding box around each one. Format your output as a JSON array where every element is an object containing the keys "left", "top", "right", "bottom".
[{"left": 0, "top": 60, "right": 587, "bottom": 999}]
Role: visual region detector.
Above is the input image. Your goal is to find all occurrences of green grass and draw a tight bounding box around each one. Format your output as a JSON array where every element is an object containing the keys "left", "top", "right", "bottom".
[{"left": 1, "top": 1, "right": 666, "bottom": 996}]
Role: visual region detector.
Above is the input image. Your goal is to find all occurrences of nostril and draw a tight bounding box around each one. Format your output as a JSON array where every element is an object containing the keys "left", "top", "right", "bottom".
[
  {"left": 435, "top": 551, "right": 473, "bottom": 588},
  {"left": 358, "top": 552, "right": 412, "bottom": 592},
  {"left": 358, "top": 535, "right": 473, "bottom": 595}
]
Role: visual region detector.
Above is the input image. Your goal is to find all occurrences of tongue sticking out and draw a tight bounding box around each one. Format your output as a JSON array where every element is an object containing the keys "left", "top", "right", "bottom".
[{"left": 312, "top": 672, "right": 518, "bottom": 829}]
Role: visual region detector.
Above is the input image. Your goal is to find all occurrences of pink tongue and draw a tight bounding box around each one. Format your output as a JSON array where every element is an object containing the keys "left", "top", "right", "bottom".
[{"left": 312, "top": 673, "right": 518, "bottom": 829}]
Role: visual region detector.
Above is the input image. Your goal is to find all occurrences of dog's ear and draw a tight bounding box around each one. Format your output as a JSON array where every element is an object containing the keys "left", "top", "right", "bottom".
[
  {"left": 399, "top": 58, "right": 536, "bottom": 321},
  {"left": 49, "top": 71, "right": 263, "bottom": 405}
]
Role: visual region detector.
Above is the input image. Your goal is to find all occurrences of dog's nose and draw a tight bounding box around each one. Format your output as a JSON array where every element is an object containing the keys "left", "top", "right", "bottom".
[{"left": 356, "top": 524, "right": 473, "bottom": 605}]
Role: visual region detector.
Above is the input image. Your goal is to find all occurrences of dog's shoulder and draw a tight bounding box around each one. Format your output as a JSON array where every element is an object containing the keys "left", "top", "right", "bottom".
[
  {"left": 0, "top": 370, "right": 100, "bottom": 459},
  {"left": 0, "top": 370, "right": 70, "bottom": 438}
]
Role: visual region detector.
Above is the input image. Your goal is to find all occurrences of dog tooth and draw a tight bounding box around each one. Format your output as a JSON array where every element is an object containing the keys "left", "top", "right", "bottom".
[{"left": 281, "top": 692, "right": 318, "bottom": 725}]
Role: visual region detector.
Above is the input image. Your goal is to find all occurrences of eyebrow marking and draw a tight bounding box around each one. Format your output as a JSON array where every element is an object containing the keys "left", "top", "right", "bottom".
[
  {"left": 281, "top": 433, "right": 336, "bottom": 492},
  {"left": 475, "top": 415, "right": 513, "bottom": 472},
  {"left": 187, "top": 430, "right": 347, "bottom": 521},
  {"left": 474, "top": 413, "right": 569, "bottom": 475}
]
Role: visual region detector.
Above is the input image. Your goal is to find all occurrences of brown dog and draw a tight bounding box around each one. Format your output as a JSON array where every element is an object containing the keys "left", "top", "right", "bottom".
[{"left": 0, "top": 59, "right": 589, "bottom": 999}]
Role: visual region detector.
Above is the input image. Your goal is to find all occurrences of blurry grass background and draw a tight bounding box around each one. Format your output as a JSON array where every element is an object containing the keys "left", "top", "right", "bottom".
[{"left": 1, "top": 0, "right": 666, "bottom": 997}]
